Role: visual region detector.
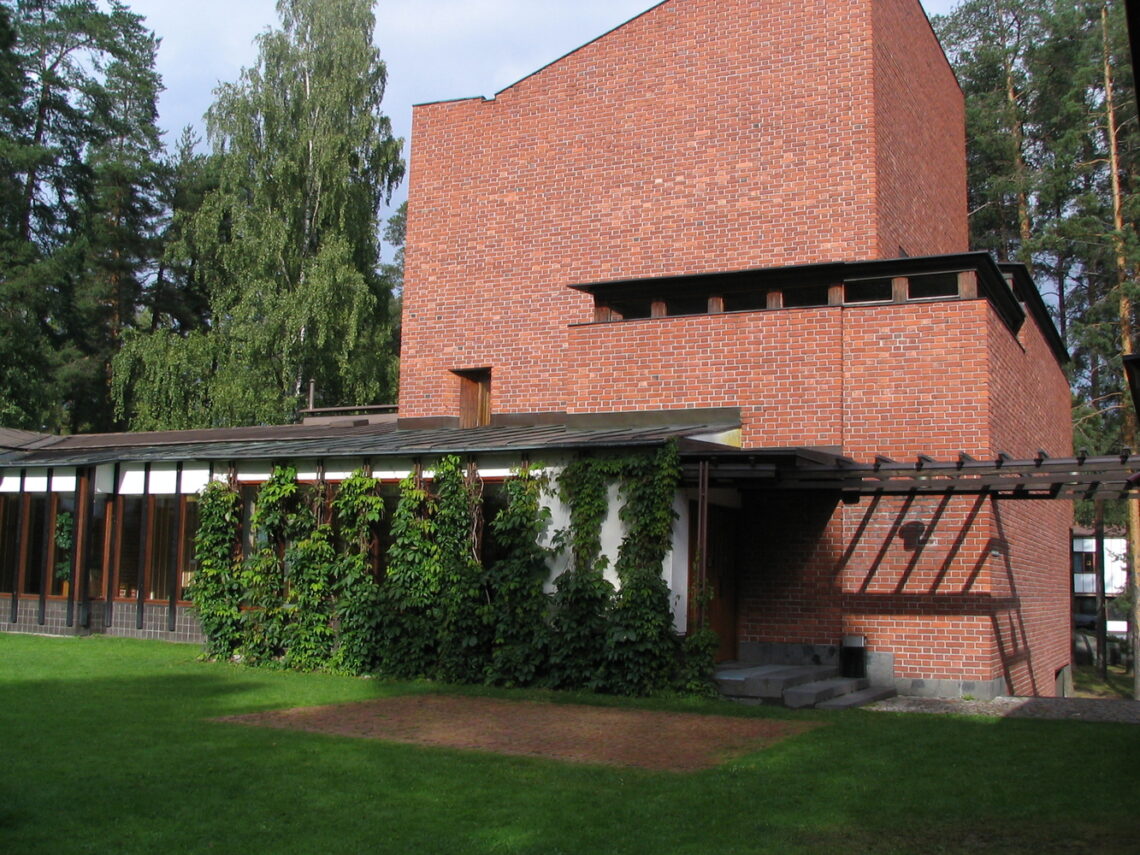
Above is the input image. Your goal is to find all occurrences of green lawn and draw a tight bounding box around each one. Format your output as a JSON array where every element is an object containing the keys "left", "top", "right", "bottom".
[
  {"left": 1, "top": 634, "right": 1137, "bottom": 855},
  {"left": 1073, "top": 662, "right": 1135, "bottom": 700}
]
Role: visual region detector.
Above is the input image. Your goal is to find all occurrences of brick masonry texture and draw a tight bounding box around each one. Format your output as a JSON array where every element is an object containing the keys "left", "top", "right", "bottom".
[
  {"left": 397, "top": 0, "right": 1072, "bottom": 695},
  {"left": 399, "top": 0, "right": 966, "bottom": 420}
]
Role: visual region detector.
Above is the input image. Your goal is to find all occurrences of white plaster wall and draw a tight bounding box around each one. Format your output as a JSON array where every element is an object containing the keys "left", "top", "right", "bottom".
[
  {"left": 597, "top": 482, "right": 624, "bottom": 589},
  {"left": 118, "top": 464, "right": 146, "bottom": 495},
  {"left": 0, "top": 472, "right": 19, "bottom": 493},
  {"left": 23, "top": 468, "right": 48, "bottom": 492},
  {"left": 236, "top": 461, "right": 273, "bottom": 482},
  {"left": 669, "top": 494, "right": 690, "bottom": 633},
  {"left": 538, "top": 464, "right": 572, "bottom": 591},
  {"left": 50, "top": 469, "right": 76, "bottom": 492},
  {"left": 94, "top": 463, "right": 115, "bottom": 495},
  {"left": 148, "top": 462, "right": 179, "bottom": 494},
  {"left": 181, "top": 464, "right": 212, "bottom": 495},
  {"left": 322, "top": 458, "right": 364, "bottom": 481},
  {"left": 532, "top": 455, "right": 690, "bottom": 628}
]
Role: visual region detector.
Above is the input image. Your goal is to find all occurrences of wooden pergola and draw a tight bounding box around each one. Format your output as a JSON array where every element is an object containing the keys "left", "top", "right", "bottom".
[{"left": 683, "top": 449, "right": 1140, "bottom": 501}]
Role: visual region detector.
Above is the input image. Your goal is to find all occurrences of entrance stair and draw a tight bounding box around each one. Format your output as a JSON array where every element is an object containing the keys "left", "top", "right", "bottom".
[{"left": 715, "top": 663, "right": 896, "bottom": 709}]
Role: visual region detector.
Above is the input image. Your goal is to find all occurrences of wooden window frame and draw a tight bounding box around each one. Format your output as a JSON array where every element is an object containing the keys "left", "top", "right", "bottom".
[{"left": 455, "top": 368, "right": 492, "bottom": 429}]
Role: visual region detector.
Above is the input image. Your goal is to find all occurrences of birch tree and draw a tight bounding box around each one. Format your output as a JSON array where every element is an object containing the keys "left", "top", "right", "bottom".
[{"left": 114, "top": 0, "right": 404, "bottom": 429}]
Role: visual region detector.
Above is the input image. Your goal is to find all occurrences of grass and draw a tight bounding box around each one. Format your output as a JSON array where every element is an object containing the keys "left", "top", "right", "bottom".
[
  {"left": 1073, "top": 663, "right": 1135, "bottom": 700},
  {"left": 2, "top": 634, "right": 1139, "bottom": 855}
]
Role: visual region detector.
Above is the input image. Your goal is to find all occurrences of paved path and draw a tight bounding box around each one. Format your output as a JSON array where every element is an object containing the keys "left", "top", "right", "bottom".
[{"left": 868, "top": 695, "right": 1140, "bottom": 723}]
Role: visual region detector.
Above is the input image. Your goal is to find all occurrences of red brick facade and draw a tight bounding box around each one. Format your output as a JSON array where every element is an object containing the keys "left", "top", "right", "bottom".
[
  {"left": 400, "top": 0, "right": 966, "bottom": 421},
  {"left": 399, "top": 0, "right": 1072, "bottom": 696}
]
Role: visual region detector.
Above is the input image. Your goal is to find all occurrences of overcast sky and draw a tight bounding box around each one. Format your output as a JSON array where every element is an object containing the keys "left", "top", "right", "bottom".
[{"left": 124, "top": 0, "right": 961, "bottom": 237}]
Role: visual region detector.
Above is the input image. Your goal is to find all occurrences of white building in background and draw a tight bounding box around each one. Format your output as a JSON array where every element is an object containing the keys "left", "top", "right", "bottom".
[{"left": 1071, "top": 529, "right": 1129, "bottom": 635}]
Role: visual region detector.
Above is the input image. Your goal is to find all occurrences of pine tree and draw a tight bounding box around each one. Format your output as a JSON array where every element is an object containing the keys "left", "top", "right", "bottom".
[{"left": 0, "top": 0, "right": 165, "bottom": 431}]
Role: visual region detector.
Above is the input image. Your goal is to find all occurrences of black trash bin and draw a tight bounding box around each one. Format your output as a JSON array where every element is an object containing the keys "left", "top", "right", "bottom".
[{"left": 840, "top": 634, "right": 867, "bottom": 678}]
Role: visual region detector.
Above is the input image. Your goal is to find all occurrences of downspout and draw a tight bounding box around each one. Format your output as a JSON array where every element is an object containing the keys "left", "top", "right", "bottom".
[
  {"left": 10, "top": 469, "right": 26, "bottom": 624},
  {"left": 136, "top": 463, "right": 152, "bottom": 630},
  {"left": 696, "top": 459, "right": 710, "bottom": 630},
  {"left": 38, "top": 468, "right": 54, "bottom": 625},
  {"left": 168, "top": 463, "right": 184, "bottom": 633}
]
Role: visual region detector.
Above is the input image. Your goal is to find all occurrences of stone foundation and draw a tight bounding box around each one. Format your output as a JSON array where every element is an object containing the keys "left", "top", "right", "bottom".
[{"left": 0, "top": 595, "right": 203, "bottom": 644}]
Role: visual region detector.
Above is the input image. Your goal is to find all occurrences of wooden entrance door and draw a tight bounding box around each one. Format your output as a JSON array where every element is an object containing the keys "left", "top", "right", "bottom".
[{"left": 690, "top": 503, "right": 739, "bottom": 662}]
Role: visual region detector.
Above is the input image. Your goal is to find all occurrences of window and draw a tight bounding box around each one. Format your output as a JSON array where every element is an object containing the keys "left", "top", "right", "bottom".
[
  {"left": 844, "top": 278, "right": 893, "bottom": 304},
  {"left": 148, "top": 496, "right": 180, "bottom": 601},
  {"left": 782, "top": 285, "right": 830, "bottom": 308},
  {"left": 179, "top": 495, "right": 200, "bottom": 600},
  {"left": 48, "top": 495, "right": 75, "bottom": 597},
  {"left": 116, "top": 496, "right": 144, "bottom": 598},
  {"left": 456, "top": 368, "right": 492, "bottom": 428},
  {"left": 85, "top": 494, "right": 109, "bottom": 600},
  {"left": 0, "top": 495, "right": 19, "bottom": 594},
  {"left": 23, "top": 495, "right": 48, "bottom": 596},
  {"left": 908, "top": 272, "right": 958, "bottom": 300},
  {"left": 665, "top": 296, "right": 712, "bottom": 317},
  {"left": 1072, "top": 551, "right": 1095, "bottom": 575},
  {"left": 722, "top": 291, "right": 769, "bottom": 312}
]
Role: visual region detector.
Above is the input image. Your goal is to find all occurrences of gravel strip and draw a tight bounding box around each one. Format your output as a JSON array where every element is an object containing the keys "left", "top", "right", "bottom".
[{"left": 868, "top": 695, "right": 1140, "bottom": 724}]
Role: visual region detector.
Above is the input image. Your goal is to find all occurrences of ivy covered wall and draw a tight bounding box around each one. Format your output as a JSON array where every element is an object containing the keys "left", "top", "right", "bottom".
[{"left": 189, "top": 443, "right": 717, "bottom": 695}]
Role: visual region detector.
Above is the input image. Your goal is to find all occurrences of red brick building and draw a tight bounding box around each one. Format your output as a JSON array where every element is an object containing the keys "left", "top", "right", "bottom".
[
  {"left": 0, "top": 0, "right": 1080, "bottom": 700},
  {"left": 398, "top": 0, "right": 1074, "bottom": 698}
]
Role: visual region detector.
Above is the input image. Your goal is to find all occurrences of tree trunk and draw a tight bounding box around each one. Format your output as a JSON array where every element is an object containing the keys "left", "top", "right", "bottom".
[{"left": 1100, "top": 2, "right": 1140, "bottom": 699}]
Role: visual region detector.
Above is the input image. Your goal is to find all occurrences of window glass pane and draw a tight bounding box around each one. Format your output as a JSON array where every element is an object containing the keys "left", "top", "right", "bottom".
[
  {"left": 85, "top": 495, "right": 108, "bottom": 600},
  {"left": 49, "top": 495, "right": 75, "bottom": 596},
  {"left": 179, "top": 495, "right": 200, "bottom": 600},
  {"left": 23, "top": 495, "right": 48, "bottom": 595},
  {"left": 844, "top": 278, "right": 892, "bottom": 303},
  {"left": 908, "top": 272, "right": 958, "bottom": 300},
  {"left": 665, "top": 296, "right": 709, "bottom": 317},
  {"left": 782, "top": 286, "right": 830, "bottom": 308},
  {"left": 117, "top": 497, "right": 144, "bottom": 598},
  {"left": 0, "top": 496, "right": 19, "bottom": 594},
  {"left": 607, "top": 298, "right": 652, "bottom": 320},
  {"left": 241, "top": 484, "right": 260, "bottom": 558},
  {"left": 149, "top": 497, "right": 179, "bottom": 601},
  {"left": 723, "top": 291, "right": 768, "bottom": 312}
]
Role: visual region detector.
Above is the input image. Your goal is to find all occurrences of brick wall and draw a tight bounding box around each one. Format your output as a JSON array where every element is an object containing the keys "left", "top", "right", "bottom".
[
  {"left": 872, "top": 0, "right": 968, "bottom": 257},
  {"left": 982, "top": 303, "right": 1073, "bottom": 695},
  {"left": 566, "top": 299, "right": 994, "bottom": 453},
  {"left": 727, "top": 298, "right": 1072, "bottom": 695},
  {"left": 400, "top": 0, "right": 966, "bottom": 421},
  {"left": 398, "top": 0, "right": 1072, "bottom": 697}
]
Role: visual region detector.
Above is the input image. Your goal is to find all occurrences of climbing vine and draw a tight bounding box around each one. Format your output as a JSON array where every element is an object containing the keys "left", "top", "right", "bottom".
[
  {"left": 188, "top": 480, "right": 242, "bottom": 659},
  {"left": 550, "top": 441, "right": 706, "bottom": 695},
  {"left": 239, "top": 467, "right": 310, "bottom": 665},
  {"left": 605, "top": 443, "right": 683, "bottom": 694},
  {"left": 190, "top": 467, "right": 388, "bottom": 674},
  {"left": 329, "top": 471, "right": 385, "bottom": 674},
  {"left": 187, "top": 443, "right": 713, "bottom": 697},
  {"left": 378, "top": 471, "right": 441, "bottom": 677},
  {"left": 485, "top": 466, "right": 553, "bottom": 686},
  {"left": 434, "top": 456, "right": 491, "bottom": 683}
]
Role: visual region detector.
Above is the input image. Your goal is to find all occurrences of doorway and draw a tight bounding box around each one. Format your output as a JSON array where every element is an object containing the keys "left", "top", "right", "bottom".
[{"left": 690, "top": 503, "right": 740, "bottom": 662}]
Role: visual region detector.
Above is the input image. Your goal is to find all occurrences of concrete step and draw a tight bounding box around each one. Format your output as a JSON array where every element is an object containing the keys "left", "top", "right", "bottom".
[
  {"left": 782, "top": 676, "right": 870, "bottom": 709},
  {"left": 814, "top": 685, "right": 898, "bottom": 710},
  {"left": 715, "top": 664, "right": 838, "bottom": 699}
]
